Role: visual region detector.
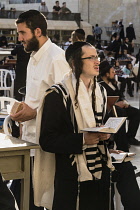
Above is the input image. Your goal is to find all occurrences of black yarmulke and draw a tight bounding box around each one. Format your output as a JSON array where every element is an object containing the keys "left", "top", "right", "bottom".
[
  {"left": 75, "top": 29, "right": 85, "bottom": 36},
  {"left": 99, "top": 60, "right": 110, "bottom": 69},
  {"left": 65, "top": 41, "right": 90, "bottom": 62},
  {"left": 99, "top": 60, "right": 112, "bottom": 76}
]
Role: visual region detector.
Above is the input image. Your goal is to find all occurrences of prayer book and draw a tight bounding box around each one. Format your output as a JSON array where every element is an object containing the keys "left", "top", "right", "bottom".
[
  {"left": 81, "top": 117, "right": 127, "bottom": 134},
  {"left": 110, "top": 152, "right": 136, "bottom": 163},
  {"left": 10, "top": 101, "right": 23, "bottom": 114}
]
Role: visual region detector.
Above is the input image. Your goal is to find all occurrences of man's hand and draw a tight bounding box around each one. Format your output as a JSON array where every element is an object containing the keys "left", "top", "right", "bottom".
[
  {"left": 115, "top": 100, "right": 129, "bottom": 108},
  {"left": 10, "top": 102, "right": 37, "bottom": 122},
  {"left": 98, "top": 133, "right": 111, "bottom": 141},
  {"left": 109, "top": 149, "right": 124, "bottom": 154},
  {"left": 84, "top": 132, "right": 110, "bottom": 145},
  {"left": 115, "top": 101, "right": 126, "bottom": 108}
]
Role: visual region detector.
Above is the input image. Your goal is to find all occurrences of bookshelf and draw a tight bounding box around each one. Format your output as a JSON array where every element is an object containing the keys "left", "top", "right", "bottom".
[
  {"left": 0, "top": 29, "right": 72, "bottom": 46},
  {"left": 0, "top": 29, "right": 17, "bottom": 44},
  {"left": 48, "top": 29, "right": 73, "bottom": 44}
]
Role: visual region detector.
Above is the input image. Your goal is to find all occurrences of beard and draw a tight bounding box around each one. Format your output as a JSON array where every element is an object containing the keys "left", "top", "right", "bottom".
[
  {"left": 107, "top": 77, "right": 116, "bottom": 84},
  {"left": 23, "top": 35, "right": 39, "bottom": 53}
]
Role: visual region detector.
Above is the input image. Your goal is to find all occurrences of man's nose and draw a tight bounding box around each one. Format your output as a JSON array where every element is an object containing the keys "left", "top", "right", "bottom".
[{"left": 18, "top": 34, "right": 23, "bottom": 42}]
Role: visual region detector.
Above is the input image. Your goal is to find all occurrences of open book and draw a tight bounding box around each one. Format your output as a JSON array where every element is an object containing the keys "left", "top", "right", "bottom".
[
  {"left": 81, "top": 117, "right": 127, "bottom": 134},
  {"left": 10, "top": 101, "right": 23, "bottom": 115},
  {"left": 111, "top": 152, "right": 136, "bottom": 163}
]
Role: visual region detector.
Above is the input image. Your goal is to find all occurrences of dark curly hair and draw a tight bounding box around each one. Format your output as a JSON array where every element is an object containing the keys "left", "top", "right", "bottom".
[
  {"left": 99, "top": 60, "right": 112, "bottom": 77},
  {"left": 16, "top": 10, "right": 47, "bottom": 36}
]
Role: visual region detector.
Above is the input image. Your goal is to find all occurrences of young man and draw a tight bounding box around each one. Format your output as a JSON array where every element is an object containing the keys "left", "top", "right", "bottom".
[
  {"left": 34, "top": 41, "right": 113, "bottom": 210},
  {"left": 10, "top": 10, "right": 70, "bottom": 209},
  {"left": 61, "top": 2, "right": 71, "bottom": 14},
  {"left": 126, "top": 22, "right": 136, "bottom": 43},
  {"left": 34, "top": 42, "right": 140, "bottom": 210},
  {"left": 11, "top": 9, "right": 70, "bottom": 152},
  {"left": 53, "top": 1, "right": 61, "bottom": 14},
  {"left": 94, "top": 24, "right": 102, "bottom": 41},
  {"left": 52, "top": 1, "right": 61, "bottom": 19},
  {"left": 98, "top": 60, "right": 140, "bottom": 146}
]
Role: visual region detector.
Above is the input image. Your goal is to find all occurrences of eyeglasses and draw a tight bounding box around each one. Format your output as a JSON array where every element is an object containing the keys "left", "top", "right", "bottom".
[{"left": 81, "top": 56, "right": 100, "bottom": 62}]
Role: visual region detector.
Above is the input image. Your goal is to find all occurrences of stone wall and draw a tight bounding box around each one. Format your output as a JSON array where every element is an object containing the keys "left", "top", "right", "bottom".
[
  {"left": 1, "top": 0, "right": 140, "bottom": 43},
  {"left": 79, "top": 0, "right": 140, "bottom": 43}
]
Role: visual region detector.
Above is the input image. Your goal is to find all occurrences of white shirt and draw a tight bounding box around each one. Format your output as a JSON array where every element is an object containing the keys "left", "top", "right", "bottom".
[
  {"left": 39, "top": 5, "right": 49, "bottom": 13},
  {"left": 22, "top": 38, "right": 70, "bottom": 150},
  {"left": 63, "top": 41, "right": 71, "bottom": 51}
]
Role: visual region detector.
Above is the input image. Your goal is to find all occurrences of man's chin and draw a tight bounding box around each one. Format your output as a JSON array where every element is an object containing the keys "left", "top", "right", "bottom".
[{"left": 24, "top": 47, "right": 32, "bottom": 53}]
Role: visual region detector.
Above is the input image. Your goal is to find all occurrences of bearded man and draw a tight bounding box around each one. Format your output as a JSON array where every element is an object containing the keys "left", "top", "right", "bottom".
[
  {"left": 10, "top": 10, "right": 70, "bottom": 210},
  {"left": 98, "top": 60, "right": 140, "bottom": 147}
]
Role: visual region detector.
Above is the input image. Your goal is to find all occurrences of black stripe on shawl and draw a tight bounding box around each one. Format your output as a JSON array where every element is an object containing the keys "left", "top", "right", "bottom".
[
  {"left": 90, "top": 167, "right": 103, "bottom": 174},
  {"left": 87, "top": 160, "right": 102, "bottom": 167},
  {"left": 85, "top": 147, "right": 99, "bottom": 152},
  {"left": 86, "top": 153, "right": 100, "bottom": 160}
]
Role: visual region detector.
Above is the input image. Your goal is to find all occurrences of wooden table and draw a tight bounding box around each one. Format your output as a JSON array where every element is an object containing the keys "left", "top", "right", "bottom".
[{"left": 0, "top": 133, "right": 40, "bottom": 210}]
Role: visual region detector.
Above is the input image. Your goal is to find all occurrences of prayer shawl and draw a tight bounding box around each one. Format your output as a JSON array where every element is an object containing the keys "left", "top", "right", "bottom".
[{"left": 33, "top": 71, "right": 114, "bottom": 209}]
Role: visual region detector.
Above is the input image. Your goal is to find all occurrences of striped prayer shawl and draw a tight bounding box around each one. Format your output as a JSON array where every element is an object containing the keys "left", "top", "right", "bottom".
[
  {"left": 85, "top": 84, "right": 107, "bottom": 178},
  {"left": 50, "top": 82, "right": 108, "bottom": 179},
  {"left": 33, "top": 72, "right": 114, "bottom": 209}
]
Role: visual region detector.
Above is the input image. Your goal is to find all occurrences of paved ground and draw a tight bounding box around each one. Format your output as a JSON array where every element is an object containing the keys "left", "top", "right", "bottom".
[{"left": 116, "top": 87, "right": 140, "bottom": 209}]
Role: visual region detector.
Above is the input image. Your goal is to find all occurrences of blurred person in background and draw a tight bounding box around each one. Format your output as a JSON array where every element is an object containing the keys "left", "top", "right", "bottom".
[
  {"left": 71, "top": 28, "right": 85, "bottom": 43},
  {"left": 126, "top": 22, "right": 136, "bottom": 43},
  {"left": 0, "top": 35, "right": 8, "bottom": 48}
]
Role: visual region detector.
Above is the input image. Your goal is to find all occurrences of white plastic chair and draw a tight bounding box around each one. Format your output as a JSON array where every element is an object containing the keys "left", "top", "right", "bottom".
[
  {"left": 0, "top": 97, "right": 17, "bottom": 135},
  {"left": 3, "top": 115, "right": 12, "bottom": 135},
  {"left": 133, "top": 62, "right": 139, "bottom": 76},
  {"left": 0, "top": 96, "right": 17, "bottom": 115},
  {"left": 0, "top": 69, "right": 14, "bottom": 98}
]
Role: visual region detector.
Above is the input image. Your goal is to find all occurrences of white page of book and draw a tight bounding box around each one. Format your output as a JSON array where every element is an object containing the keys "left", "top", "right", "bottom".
[{"left": 105, "top": 117, "right": 125, "bottom": 130}]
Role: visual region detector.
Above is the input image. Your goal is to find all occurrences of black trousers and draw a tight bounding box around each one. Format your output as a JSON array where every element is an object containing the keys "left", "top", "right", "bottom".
[
  {"left": 79, "top": 163, "right": 110, "bottom": 210},
  {"left": 118, "top": 76, "right": 126, "bottom": 93},
  {"left": 0, "top": 173, "right": 17, "bottom": 210},
  {"left": 52, "top": 161, "right": 110, "bottom": 210},
  {"left": 114, "top": 105, "right": 140, "bottom": 139},
  {"left": 112, "top": 161, "right": 140, "bottom": 210},
  {"left": 113, "top": 122, "right": 129, "bottom": 152},
  {"left": 126, "top": 77, "right": 137, "bottom": 94},
  {"left": 125, "top": 105, "right": 140, "bottom": 138}
]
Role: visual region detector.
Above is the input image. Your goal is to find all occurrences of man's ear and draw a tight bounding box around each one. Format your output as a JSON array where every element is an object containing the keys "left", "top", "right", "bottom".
[
  {"left": 106, "top": 72, "right": 110, "bottom": 77},
  {"left": 34, "top": 28, "right": 42, "bottom": 37}
]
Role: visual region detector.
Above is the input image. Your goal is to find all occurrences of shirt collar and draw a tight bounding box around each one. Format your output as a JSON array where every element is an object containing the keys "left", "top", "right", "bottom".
[{"left": 30, "top": 38, "right": 51, "bottom": 62}]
